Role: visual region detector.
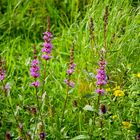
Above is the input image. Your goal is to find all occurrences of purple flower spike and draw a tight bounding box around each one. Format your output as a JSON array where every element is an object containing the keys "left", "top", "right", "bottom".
[
  {"left": 43, "top": 35, "right": 48, "bottom": 40},
  {"left": 64, "top": 79, "right": 75, "bottom": 88},
  {"left": 3, "top": 83, "right": 10, "bottom": 93},
  {"left": 43, "top": 42, "right": 53, "bottom": 49},
  {"left": 96, "top": 69, "right": 106, "bottom": 86},
  {"left": 43, "top": 31, "right": 53, "bottom": 39},
  {"left": 47, "top": 32, "right": 53, "bottom": 38},
  {"left": 42, "top": 47, "right": 52, "bottom": 53},
  {"left": 0, "top": 69, "right": 5, "bottom": 81},
  {"left": 31, "top": 81, "right": 40, "bottom": 87},
  {"left": 67, "top": 69, "right": 74, "bottom": 75},
  {"left": 95, "top": 89, "right": 105, "bottom": 95},
  {"left": 42, "top": 31, "right": 53, "bottom": 61},
  {"left": 66, "top": 63, "right": 76, "bottom": 75},
  {"left": 71, "top": 63, "right": 76, "bottom": 69},
  {"left": 64, "top": 43, "right": 76, "bottom": 88},
  {"left": 31, "top": 59, "right": 39, "bottom": 66},
  {"left": 30, "top": 60, "right": 40, "bottom": 87},
  {"left": 30, "top": 59, "right": 40, "bottom": 78},
  {"left": 69, "top": 81, "right": 75, "bottom": 87},
  {"left": 42, "top": 54, "right": 52, "bottom": 60},
  {"left": 95, "top": 59, "right": 107, "bottom": 95}
]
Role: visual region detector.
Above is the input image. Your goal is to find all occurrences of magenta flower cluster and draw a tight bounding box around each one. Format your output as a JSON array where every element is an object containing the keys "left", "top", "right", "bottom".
[
  {"left": 95, "top": 60, "right": 107, "bottom": 95},
  {"left": 0, "top": 69, "right": 5, "bottom": 81},
  {"left": 42, "top": 31, "right": 53, "bottom": 61},
  {"left": 30, "top": 59, "right": 40, "bottom": 87},
  {"left": 64, "top": 79, "right": 75, "bottom": 87},
  {"left": 67, "top": 63, "right": 76, "bottom": 75},
  {"left": 3, "top": 83, "right": 10, "bottom": 93},
  {"left": 65, "top": 62, "right": 76, "bottom": 87}
]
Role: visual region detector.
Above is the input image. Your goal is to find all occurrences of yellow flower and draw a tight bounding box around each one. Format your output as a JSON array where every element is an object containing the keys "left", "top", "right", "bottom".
[
  {"left": 114, "top": 89, "right": 124, "bottom": 97},
  {"left": 113, "top": 86, "right": 124, "bottom": 97},
  {"left": 136, "top": 73, "right": 140, "bottom": 78},
  {"left": 112, "top": 115, "right": 118, "bottom": 119},
  {"left": 122, "top": 121, "right": 131, "bottom": 129}
]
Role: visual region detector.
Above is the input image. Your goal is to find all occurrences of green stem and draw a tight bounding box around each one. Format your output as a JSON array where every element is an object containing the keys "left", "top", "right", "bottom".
[
  {"left": 61, "top": 85, "right": 69, "bottom": 125},
  {"left": 41, "top": 62, "right": 48, "bottom": 131},
  {"left": 97, "top": 94, "right": 100, "bottom": 110},
  {"left": 42, "top": 62, "right": 47, "bottom": 95},
  {"left": 35, "top": 87, "right": 42, "bottom": 120},
  {"left": 33, "top": 87, "right": 44, "bottom": 139}
]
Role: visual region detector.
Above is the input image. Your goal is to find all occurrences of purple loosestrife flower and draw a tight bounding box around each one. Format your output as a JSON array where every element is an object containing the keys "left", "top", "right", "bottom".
[
  {"left": 30, "top": 46, "right": 40, "bottom": 87},
  {"left": 31, "top": 59, "right": 39, "bottom": 66},
  {"left": 96, "top": 60, "right": 107, "bottom": 86},
  {"left": 31, "top": 81, "right": 40, "bottom": 87},
  {"left": 95, "top": 59, "right": 107, "bottom": 95},
  {"left": 96, "top": 89, "right": 104, "bottom": 95},
  {"left": 64, "top": 79, "right": 75, "bottom": 88},
  {"left": 42, "top": 54, "right": 52, "bottom": 60},
  {"left": 0, "top": 69, "right": 5, "bottom": 81},
  {"left": 64, "top": 42, "right": 76, "bottom": 88},
  {"left": 30, "top": 59, "right": 40, "bottom": 78},
  {"left": 42, "top": 31, "right": 53, "bottom": 61},
  {"left": 3, "top": 83, "right": 10, "bottom": 93},
  {"left": 67, "top": 63, "right": 76, "bottom": 75},
  {"left": 0, "top": 59, "right": 5, "bottom": 81}
]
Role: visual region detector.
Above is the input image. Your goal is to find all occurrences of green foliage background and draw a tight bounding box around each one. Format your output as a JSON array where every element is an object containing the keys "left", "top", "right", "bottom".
[{"left": 0, "top": 0, "right": 140, "bottom": 139}]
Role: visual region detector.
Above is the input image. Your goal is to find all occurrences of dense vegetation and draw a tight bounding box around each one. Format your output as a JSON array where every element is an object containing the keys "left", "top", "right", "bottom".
[{"left": 0, "top": 0, "right": 140, "bottom": 139}]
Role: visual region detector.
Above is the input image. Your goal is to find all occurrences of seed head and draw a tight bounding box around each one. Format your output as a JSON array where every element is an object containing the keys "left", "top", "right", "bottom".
[
  {"left": 39, "top": 132, "right": 46, "bottom": 140},
  {"left": 5, "top": 132, "right": 11, "bottom": 140},
  {"left": 100, "top": 104, "right": 107, "bottom": 114}
]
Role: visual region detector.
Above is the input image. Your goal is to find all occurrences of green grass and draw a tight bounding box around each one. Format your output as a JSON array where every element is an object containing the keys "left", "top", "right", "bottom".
[{"left": 0, "top": 0, "right": 140, "bottom": 139}]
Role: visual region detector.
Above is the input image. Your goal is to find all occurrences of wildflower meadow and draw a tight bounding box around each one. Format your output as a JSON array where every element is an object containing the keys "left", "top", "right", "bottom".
[{"left": 0, "top": 0, "right": 140, "bottom": 139}]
